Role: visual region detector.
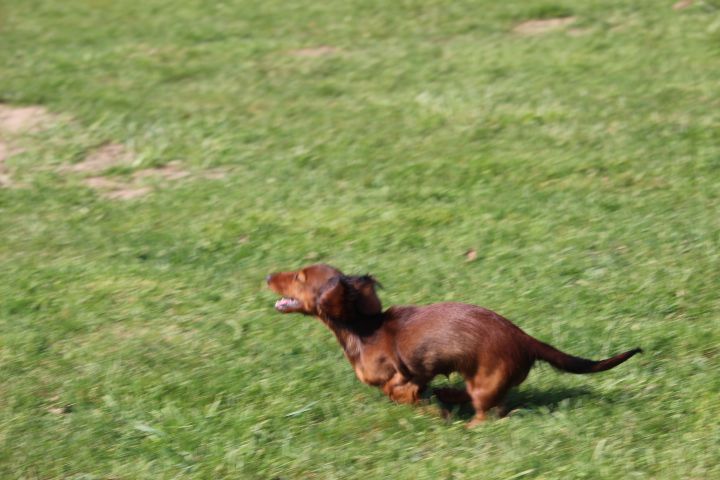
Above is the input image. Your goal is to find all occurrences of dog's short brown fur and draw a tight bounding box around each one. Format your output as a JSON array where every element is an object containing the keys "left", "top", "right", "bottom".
[{"left": 267, "top": 264, "right": 641, "bottom": 426}]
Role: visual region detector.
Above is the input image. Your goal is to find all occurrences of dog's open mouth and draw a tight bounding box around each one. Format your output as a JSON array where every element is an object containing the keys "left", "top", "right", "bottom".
[{"left": 275, "top": 297, "right": 301, "bottom": 312}]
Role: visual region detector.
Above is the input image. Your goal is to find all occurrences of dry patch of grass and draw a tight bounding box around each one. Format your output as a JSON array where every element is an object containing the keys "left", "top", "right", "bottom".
[
  {"left": 0, "top": 142, "right": 11, "bottom": 187},
  {"left": 289, "top": 46, "right": 340, "bottom": 57},
  {"left": 81, "top": 159, "right": 228, "bottom": 200},
  {"left": 68, "top": 143, "right": 135, "bottom": 174},
  {"left": 83, "top": 176, "right": 152, "bottom": 200},
  {"left": 0, "top": 103, "right": 59, "bottom": 187},
  {"left": 0, "top": 104, "right": 227, "bottom": 196},
  {"left": 65, "top": 144, "right": 185, "bottom": 199},
  {"left": 567, "top": 28, "right": 591, "bottom": 37},
  {"left": 81, "top": 160, "right": 185, "bottom": 200},
  {"left": 2, "top": 1, "right": 719, "bottom": 478},
  {"left": 0, "top": 104, "right": 54, "bottom": 134},
  {"left": 133, "top": 161, "right": 190, "bottom": 181},
  {"left": 513, "top": 17, "right": 576, "bottom": 35},
  {"left": 673, "top": 0, "right": 693, "bottom": 10}
]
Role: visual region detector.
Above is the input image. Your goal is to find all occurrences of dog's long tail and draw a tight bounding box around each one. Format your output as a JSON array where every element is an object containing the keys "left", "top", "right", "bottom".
[{"left": 528, "top": 337, "right": 642, "bottom": 374}]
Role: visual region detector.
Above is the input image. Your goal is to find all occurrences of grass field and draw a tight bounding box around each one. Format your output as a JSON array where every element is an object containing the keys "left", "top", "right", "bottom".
[{"left": 1, "top": 0, "right": 719, "bottom": 478}]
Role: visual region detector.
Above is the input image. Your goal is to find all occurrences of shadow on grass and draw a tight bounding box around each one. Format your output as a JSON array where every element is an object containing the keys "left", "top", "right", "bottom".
[
  {"left": 506, "top": 385, "right": 593, "bottom": 411},
  {"left": 427, "top": 384, "right": 595, "bottom": 421}
]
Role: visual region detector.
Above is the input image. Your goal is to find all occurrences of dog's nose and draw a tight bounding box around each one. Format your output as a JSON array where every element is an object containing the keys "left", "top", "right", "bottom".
[{"left": 265, "top": 274, "right": 272, "bottom": 284}]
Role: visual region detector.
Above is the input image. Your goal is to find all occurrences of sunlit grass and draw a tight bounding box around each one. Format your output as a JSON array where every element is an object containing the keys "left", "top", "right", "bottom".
[{"left": 1, "top": 0, "right": 718, "bottom": 478}]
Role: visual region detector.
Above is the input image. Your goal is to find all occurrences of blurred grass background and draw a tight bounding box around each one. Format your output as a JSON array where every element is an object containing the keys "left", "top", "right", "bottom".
[{"left": 1, "top": 0, "right": 719, "bottom": 478}]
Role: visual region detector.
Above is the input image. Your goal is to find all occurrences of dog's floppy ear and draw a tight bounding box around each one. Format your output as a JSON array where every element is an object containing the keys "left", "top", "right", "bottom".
[
  {"left": 317, "top": 276, "right": 347, "bottom": 320},
  {"left": 317, "top": 275, "right": 382, "bottom": 321},
  {"left": 346, "top": 275, "right": 382, "bottom": 316}
]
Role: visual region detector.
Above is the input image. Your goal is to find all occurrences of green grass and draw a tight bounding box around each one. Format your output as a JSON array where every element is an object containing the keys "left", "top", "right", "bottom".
[{"left": 1, "top": 0, "right": 719, "bottom": 478}]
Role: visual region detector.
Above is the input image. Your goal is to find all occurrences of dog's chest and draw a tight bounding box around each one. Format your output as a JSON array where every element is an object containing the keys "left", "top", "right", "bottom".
[{"left": 351, "top": 342, "right": 396, "bottom": 386}]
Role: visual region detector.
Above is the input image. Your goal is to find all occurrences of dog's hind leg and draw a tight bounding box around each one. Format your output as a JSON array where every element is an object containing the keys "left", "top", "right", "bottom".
[{"left": 465, "top": 368, "right": 510, "bottom": 428}]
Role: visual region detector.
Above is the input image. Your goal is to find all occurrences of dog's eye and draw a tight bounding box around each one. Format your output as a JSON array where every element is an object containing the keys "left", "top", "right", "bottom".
[{"left": 294, "top": 271, "right": 306, "bottom": 283}]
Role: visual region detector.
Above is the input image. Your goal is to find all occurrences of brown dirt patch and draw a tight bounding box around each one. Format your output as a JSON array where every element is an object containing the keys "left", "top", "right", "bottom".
[
  {"left": 106, "top": 187, "right": 152, "bottom": 200},
  {"left": 673, "top": 0, "right": 693, "bottom": 9},
  {"left": 84, "top": 176, "right": 151, "bottom": 200},
  {"left": 0, "top": 142, "right": 14, "bottom": 187},
  {"left": 84, "top": 176, "right": 125, "bottom": 190},
  {"left": 67, "top": 142, "right": 151, "bottom": 199},
  {"left": 0, "top": 104, "right": 228, "bottom": 195},
  {"left": 82, "top": 162, "right": 228, "bottom": 200},
  {"left": 69, "top": 143, "right": 134, "bottom": 174},
  {"left": 513, "top": 17, "right": 576, "bottom": 35},
  {"left": 63, "top": 141, "right": 231, "bottom": 199},
  {"left": 132, "top": 161, "right": 189, "bottom": 181},
  {"left": 0, "top": 104, "right": 55, "bottom": 187},
  {"left": 131, "top": 163, "right": 228, "bottom": 182},
  {"left": 201, "top": 169, "right": 228, "bottom": 180},
  {"left": 0, "top": 159, "right": 10, "bottom": 188},
  {"left": 567, "top": 28, "right": 590, "bottom": 37},
  {"left": 289, "top": 46, "right": 339, "bottom": 57},
  {"left": 0, "top": 104, "right": 54, "bottom": 134}
]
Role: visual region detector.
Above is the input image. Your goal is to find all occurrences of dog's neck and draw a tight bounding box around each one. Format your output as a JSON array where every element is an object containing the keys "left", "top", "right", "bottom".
[{"left": 316, "top": 313, "right": 384, "bottom": 360}]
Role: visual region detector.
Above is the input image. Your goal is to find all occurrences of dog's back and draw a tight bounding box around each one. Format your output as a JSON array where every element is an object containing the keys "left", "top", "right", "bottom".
[{"left": 388, "top": 302, "right": 535, "bottom": 381}]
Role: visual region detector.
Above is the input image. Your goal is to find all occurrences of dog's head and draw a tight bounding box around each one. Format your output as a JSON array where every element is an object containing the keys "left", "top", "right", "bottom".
[{"left": 266, "top": 264, "right": 382, "bottom": 322}]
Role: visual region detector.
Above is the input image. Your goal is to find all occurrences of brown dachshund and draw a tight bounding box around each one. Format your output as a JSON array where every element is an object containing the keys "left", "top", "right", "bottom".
[{"left": 266, "top": 264, "right": 641, "bottom": 427}]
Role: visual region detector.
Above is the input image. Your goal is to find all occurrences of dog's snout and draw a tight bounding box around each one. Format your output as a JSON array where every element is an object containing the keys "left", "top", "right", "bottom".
[{"left": 265, "top": 274, "right": 273, "bottom": 284}]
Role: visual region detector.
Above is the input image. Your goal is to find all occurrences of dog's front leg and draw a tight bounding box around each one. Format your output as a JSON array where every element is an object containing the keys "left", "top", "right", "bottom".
[{"left": 382, "top": 372, "right": 422, "bottom": 404}]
